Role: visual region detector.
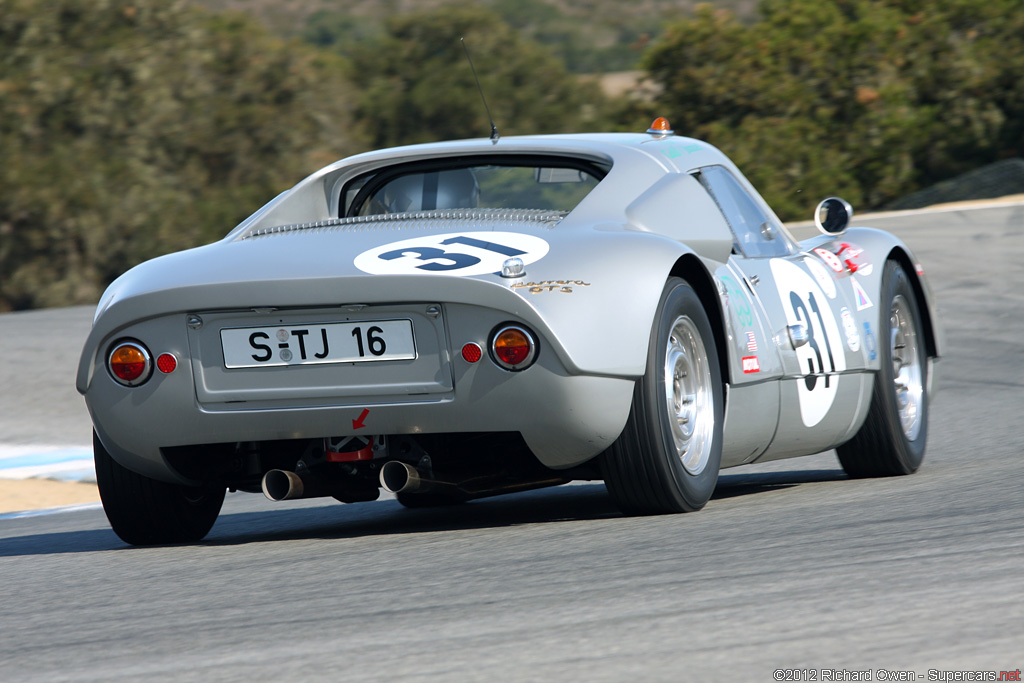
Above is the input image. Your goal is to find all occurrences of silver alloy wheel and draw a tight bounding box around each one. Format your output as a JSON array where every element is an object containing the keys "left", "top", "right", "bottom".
[
  {"left": 890, "top": 294, "right": 923, "bottom": 441},
  {"left": 663, "top": 315, "right": 714, "bottom": 475}
]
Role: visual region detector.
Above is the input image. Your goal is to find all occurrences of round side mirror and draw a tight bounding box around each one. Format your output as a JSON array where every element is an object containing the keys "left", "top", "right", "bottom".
[{"left": 814, "top": 197, "right": 853, "bottom": 235}]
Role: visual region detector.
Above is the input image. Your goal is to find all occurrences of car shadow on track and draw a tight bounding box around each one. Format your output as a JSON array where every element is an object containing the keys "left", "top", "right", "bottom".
[
  {"left": 0, "top": 467, "right": 849, "bottom": 555},
  {"left": 0, "top": 524, "right": 120, "bottom": 556},
  {"left": 201, "top": 466, "right": 850, "bottom": 547},
  {"left": 713, "top": 467, "right": 848, "bottom": 500},
  {"left": 205, "top": 483, "right": 622, "bottom": 547}
]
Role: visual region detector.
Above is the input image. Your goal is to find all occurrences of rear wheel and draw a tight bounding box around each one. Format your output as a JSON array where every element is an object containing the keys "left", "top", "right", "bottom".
[
  {"left": 602, "top": 278, "right": 723, "bottom": 514},
  {"left": 837, "top": 260, "right": 928, "bottom": 476},
  {"left": 94, "top": 433, "right": 225, "bottom": 545}
]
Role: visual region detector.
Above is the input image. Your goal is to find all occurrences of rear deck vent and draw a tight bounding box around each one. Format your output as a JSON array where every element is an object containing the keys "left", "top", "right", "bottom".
[{"left": 238, "top": 208, "right": 567, "bottom": 241}]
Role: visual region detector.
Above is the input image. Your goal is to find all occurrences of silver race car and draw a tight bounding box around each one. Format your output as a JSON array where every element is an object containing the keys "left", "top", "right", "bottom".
[{"left": 77, "top": 119, "right": 942, "bottom": 544}]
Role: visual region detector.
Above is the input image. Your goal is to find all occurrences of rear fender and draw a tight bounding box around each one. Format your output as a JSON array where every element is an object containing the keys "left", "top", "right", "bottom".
[
  {"left": 495, "top": 230, "right": 716, "bottom": 377},
  {"left": 670, "top": 253, "right": 730, "bottom": 388}
]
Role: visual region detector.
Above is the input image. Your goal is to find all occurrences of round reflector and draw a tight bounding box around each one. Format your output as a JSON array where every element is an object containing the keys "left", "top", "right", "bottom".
[
  {"left": 108, "top": 341, "right": 152, "bottom": 386},
  {"left": 491, "top": 325, "right": 537, "bottom": 371},
  {"left": 461, "top": 343, "right": 483, "bottom": 363},
  {"left": 157, "top": 353, "right": 177, "bottom": 374}
]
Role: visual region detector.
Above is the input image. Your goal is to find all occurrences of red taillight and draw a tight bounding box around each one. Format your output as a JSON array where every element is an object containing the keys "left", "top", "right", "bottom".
[
  {"left": 461, "top": 343, "right": 483, "bottom": 363},
  {"left": 108, "top": 341, "right": 152, "bottom": 386},
  {"left": 491, "top": 325, "right": 537, "bottom": 371},
  {"left": 157, "top": 353, "right": 177, "bottom": 374}
]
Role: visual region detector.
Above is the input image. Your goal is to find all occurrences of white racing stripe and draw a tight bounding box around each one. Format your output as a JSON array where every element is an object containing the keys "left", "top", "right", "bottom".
[
  {"left": 0, "top": 502, "right": 102, "bottom": 521},
  {"left": 0, "top": 445, "right": 94, "bottom": 482}
]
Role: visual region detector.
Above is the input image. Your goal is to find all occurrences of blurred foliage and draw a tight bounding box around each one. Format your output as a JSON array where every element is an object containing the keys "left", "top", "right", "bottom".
[
  {"left": 345, "top": 4, "right": 614, "bottom": 148},
  {"left": 2, "top": 0, "right": 1023, "bottom": 310},
  {"left": 302, "top": 0, "right": 665, "bottom": 73},
  {"left": 0, "top": 0, "right": 356, "bottom": 310},
  {"left": 645, "top": 0, "right": 1024, "bottom": 219},
  {"left": 302, "top": 10, "right": 384, "bottom": 54}
]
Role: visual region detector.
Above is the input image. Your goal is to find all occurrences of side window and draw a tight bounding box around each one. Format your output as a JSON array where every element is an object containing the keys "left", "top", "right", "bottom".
[{"left": 697, "top": 166, "right": 791, "bottom": 258}]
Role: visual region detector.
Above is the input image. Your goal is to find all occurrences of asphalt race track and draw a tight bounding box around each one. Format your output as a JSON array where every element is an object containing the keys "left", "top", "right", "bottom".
[{"left": 2, "top": 201, "right": 1023, "bottom": 681}]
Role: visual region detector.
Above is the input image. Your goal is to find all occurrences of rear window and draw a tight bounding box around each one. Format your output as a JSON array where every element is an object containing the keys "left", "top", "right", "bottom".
[{"left": 341, "top": 155, "right": 607, "bottom": 217}]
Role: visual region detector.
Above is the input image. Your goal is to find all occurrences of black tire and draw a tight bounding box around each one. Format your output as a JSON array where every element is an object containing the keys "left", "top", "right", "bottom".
[
  {"left": 602, "top": 277, "right": 724, "bottom": 514},
  {"left": 94, "top": 432, "right": 225, "bottom": 545},
  {"left": 837, "top": 260, "right": 928, "bottom": 477}
]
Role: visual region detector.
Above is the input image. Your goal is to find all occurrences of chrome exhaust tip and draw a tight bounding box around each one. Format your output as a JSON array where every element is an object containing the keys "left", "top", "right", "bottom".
[
  {"left": 261, "top": 469, "right": 305, "bottom": 501},
  {"left": 379, "top": 461, "right": 422, "bottom": 494}
]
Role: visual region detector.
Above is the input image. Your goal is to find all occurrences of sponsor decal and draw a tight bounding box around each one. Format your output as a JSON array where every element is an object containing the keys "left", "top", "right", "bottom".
[
  {"left": 840, "top": 307, "right": 861, "bottom": 352},
  {"left": 660, "top": 144, "right": 703, "bottom": 159},
  {"left": 850, "top": 277, "right": 873, "bottom": 310},
  {"left": 511, "top": 279, "right": 590, "bottom": 294},
  {"left": 813, "top": 247, "right": 844, "bottom": 273},
  {"left": 354, "top": 232, "right": 549, "bottom": 277},
  {"left": 720, "top": 275, "right": 754, "bottom": 327},
  {"left": 806, "top": 257, "right": 837, "bottom": 299},
  {"left": 836, "top": 242, "right": 870, "bottom": 274},
  {"left": 742, "top": 356, "right": 760, "bottom": 374},
  {"left": 746, "top": 331, "right": 758, "bottom": 353},
  {"left": 770, "top": 259, "right": 847, "bottom": 427},
  {"left": 864, "top": 322, "right": 877, "bottom": 360}
]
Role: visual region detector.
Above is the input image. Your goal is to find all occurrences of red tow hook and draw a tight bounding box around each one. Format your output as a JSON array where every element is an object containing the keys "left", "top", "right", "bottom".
[{"left": 325, "top": 435, "right": 375, "bottom": 462}]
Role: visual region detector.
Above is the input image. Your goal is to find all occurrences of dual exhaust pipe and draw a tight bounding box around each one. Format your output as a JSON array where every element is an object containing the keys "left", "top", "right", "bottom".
[
  {"left": 262, "top": 460, "right": 567, "bottom": 502},
  {"left": 261, "top": 461, "right": 464, "bottom": 502},
  {"left": 261, "top": 469, "right": 318, "bottom": 502},
  {"left": 260, "top": 468, "right": 380, "bottom": 503}
]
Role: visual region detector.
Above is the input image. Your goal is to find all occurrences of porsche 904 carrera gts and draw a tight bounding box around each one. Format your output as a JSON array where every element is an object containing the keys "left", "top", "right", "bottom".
[{"left": 77, "top": 118, "right": 942, "bottom": 545}]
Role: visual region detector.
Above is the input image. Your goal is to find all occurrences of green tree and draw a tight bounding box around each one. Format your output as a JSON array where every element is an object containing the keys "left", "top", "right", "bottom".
[
  {"left": 300, "top": 0, "right": 662, "bottom": 75},
  {"left": 644, "top": 0, "right": 1024, "bottom": 219},
  {"left": 302, "top": 9, "right": 383, "bottom": 55},
  {"left": 0, "top": 0, "right": 358, "bottom": 310},
  {"left": 346, "top": 4, "right": 614, "bottom": 148}
]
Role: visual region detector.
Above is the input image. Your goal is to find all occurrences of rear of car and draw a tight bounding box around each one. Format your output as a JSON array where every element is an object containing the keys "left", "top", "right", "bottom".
[{"left": 79, "top": 140, "right": 664, "bottom": 543}]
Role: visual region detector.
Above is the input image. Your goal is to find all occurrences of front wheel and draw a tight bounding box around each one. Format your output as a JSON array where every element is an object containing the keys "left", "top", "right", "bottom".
[
  {"left": 602, "top": 277, "right": 724, "bottom": 514},
  {"left": 94, "top": 433, "right": 225, "bottom": 545},
  {"left": 837, "top": 260, "right": 928, "bottom": 477}
]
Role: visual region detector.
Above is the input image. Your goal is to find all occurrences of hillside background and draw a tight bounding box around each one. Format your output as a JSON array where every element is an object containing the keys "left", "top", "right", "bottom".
[
  {"left": 1, "top": 0, "right": 1021, "bottom": 310},
  {"left": 192, "top": 0, "right": 759, "bottom": 72}
]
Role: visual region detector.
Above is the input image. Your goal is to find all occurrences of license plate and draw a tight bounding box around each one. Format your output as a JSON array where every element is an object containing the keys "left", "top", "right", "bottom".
[{"left": 221, "top": 320, "right": 416, "bottom": 368}]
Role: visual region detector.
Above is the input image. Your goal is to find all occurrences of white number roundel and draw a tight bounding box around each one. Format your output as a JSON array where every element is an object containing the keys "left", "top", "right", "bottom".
[
  {"left": 770, "top": 259, "right": 846, "bottom": 427},
  {"left": 354, "top": 232, "right": 549, "bottom": 277}
]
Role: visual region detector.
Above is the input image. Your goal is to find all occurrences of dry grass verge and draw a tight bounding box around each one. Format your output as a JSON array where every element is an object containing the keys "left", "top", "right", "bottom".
[{"left": 0, "top": 479, "right": 100, "bottom": 514}]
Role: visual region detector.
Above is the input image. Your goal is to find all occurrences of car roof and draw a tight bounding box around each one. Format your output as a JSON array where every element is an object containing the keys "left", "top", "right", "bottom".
[
  {"left": 318, "top": 131, "right": 736, "bottom": 178},
  {"left": 226, "top": 128, "right": 754, "bottom": 239}
]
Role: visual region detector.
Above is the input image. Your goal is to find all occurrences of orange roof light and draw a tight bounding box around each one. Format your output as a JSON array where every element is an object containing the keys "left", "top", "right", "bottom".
[{"left": 647, "top": 117, "right": 673, "bottom": 136}]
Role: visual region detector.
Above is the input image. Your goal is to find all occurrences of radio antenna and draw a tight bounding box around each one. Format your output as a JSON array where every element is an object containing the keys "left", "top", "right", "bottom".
[{"left": 461, "top": 37, "right": 499, "bottom": 145}]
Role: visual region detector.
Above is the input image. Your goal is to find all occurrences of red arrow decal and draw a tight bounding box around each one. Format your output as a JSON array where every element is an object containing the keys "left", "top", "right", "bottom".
[{"left": 352, "top": 408, "right": 370, "bottom": 430}]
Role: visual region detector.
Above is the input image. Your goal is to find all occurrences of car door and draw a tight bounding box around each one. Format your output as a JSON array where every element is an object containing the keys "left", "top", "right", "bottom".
[{"left": 697, "top": 165, "right": 871, "bottom": 461}]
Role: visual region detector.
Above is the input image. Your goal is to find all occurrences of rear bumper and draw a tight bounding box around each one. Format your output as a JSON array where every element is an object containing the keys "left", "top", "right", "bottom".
[{"left": 83, "top": 304, "right": 635, "bottom": 484}]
